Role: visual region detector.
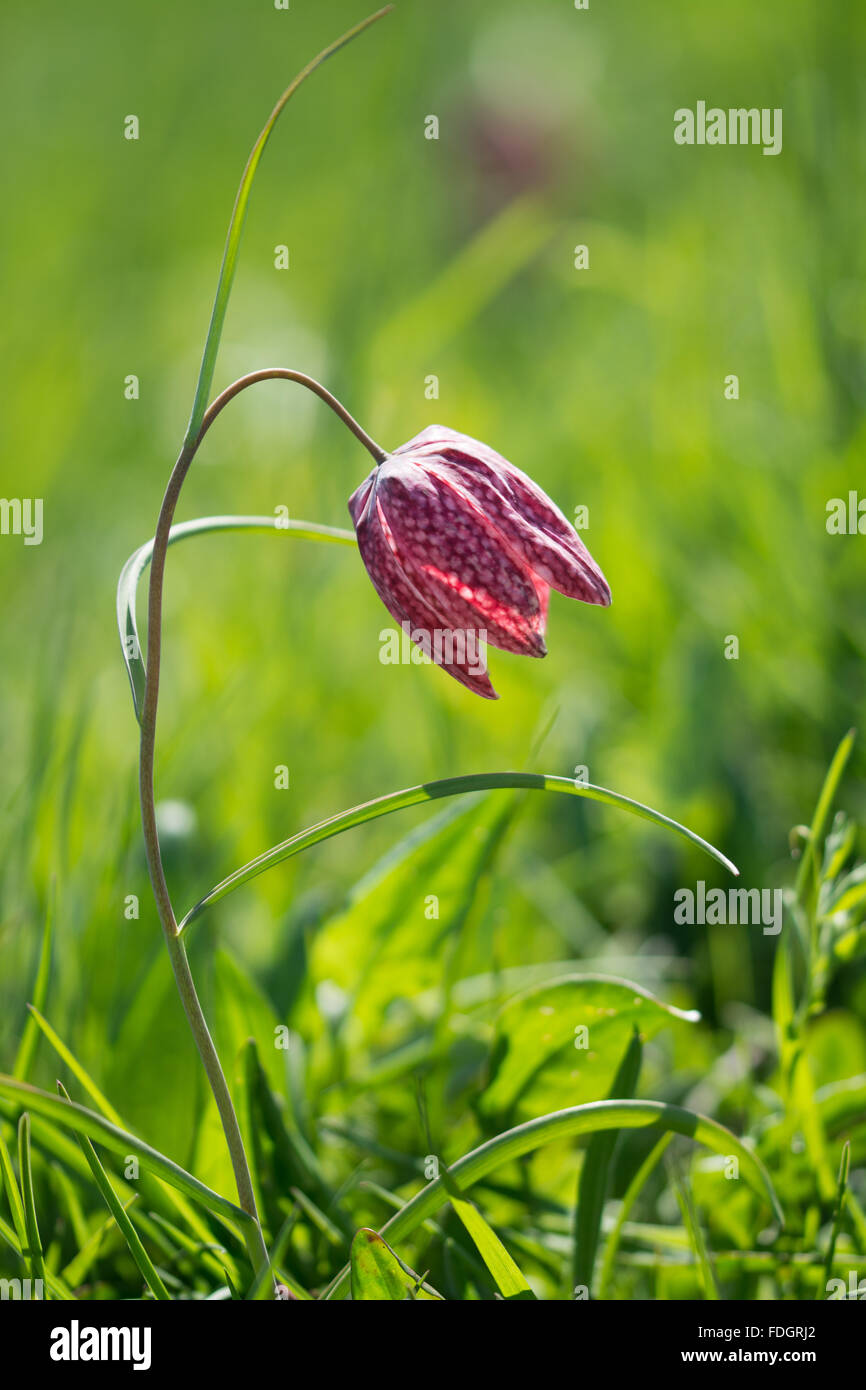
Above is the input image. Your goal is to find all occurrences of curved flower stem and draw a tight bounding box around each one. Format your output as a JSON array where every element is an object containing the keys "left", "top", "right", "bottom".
[
  {"left": 138, "top": 370, "right": 384, "bottom": 1279},
  {"left": 200, "top": 369, "right": 387, "bottom": 465}
]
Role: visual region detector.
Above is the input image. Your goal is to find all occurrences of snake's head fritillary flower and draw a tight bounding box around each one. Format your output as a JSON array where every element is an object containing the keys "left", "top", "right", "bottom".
[{"left": 348, "top": 425, "right": 611, "bottom": 699}]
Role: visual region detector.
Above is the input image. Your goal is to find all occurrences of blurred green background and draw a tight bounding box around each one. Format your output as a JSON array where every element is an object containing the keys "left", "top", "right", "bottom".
[{"left": 0, "top": 0, "right": 864, "bottom": 1289}]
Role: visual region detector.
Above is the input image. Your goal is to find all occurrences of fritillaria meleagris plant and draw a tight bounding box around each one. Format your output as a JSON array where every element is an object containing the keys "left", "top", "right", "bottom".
[{"left": 113, "top": 8, "right": 739, "bottom": 1292}]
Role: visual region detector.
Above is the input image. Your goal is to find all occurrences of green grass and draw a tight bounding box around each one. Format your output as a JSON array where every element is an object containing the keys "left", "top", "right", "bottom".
[{"left": 0, "top": 0, "right": 864, "bottom": 1300}]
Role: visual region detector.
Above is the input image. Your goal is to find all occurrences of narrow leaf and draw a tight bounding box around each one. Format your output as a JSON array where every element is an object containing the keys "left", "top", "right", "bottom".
[
  {"left": 0, "top": 1127, "right": 28, "bottom": 1254},
  {"left": 17, "top": 1009, "right": 228, "bottom": 1264},
  {"left": 57, "top": 1084, "right": 170, "bottom": 1300},
  {"left": 596, "top": 1133, "right": 673, "bottom": 1299},
  {"left": 13, "top": 888, "right": 55, "bottom": 1080},
  {"left": 182, "top": 8, "right": 392, "bottom": 444},
  {"left": 246, "top": 1214, "right": 304, "bottom": 1302},
  {"left": 447, "top": 1190, "right": 535, "bottom": 1300},
  {"left": 26, "top": 1007, "right": 124, "bottom": 1126},
  {"left": 0, "top": 1076, "right": 249, "bottom": 1230},
  {"left": 181, "top": 773, "right": 738, "bottom": 931},
  {"left": 821, "top": 1140, "right": 851, "bottom": 1298},
  {"left": 61, "top": 1207, "right": 125, "bottom": 1289},
  {"left": 672, "top": 1163, "right": 720, "bottom": 1299},
  {"left": 795, "top": 729, "right": 856, "bottom": 909},
  {"left": 18, "top": 1114, "right": 47, "bottom": 1289},
  {"left": 324, "top": 1099, "right": 783, "bottom": 1299},
  {"left": 573, "top": 1028, "right": 643, "bottom": 1295}
]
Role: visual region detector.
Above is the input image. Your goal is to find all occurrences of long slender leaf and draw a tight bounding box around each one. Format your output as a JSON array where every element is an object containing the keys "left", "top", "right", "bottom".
[
  {"left": 672, "top": 1164, "right": 719, "bottom": 1299},
  {"left": 795, "top": 728, "right": 856, "bottom": 908},
  {"left": 13, "top": 888, "right": 55, "bottom": 1080},
  {"left": 0, "top": 1210, "right": 22, "bottom": 1259},
  {"left": 244, "top": 1039, "right": 331, "bottom": 1201},
  {"left": 447, "top": 1189, "right": 535, "bottom": 1300},
  {"left": 15, "top": 1013, "right": 231, "bottom": 1263},
  {"left": 181, "top": 7, "right": 392, "bottom": 445},
  {"left": 50, "top": 1162, "right": 90, "bottom": 1252},
  {"left": 0, "top": 1208, "right": 72, "bottom": 1300},
  {"left": 821, "top": 1141, "right": 851, "bottom": 1298},
  {"left": 573, "top": 1029, "right": 643, "bottom": 1295},
  {"left": 26, "top": 1007, "right": 123, "bottom": 1126},
  {"left": 286, "top": 1187, "right": 344, "bottom": 1249},
  {"left": 357, "top": 1179, "right": 441, "bottom": 1240},
  {"left": 57, "top": 1084, "right": 170, "bottom": 1300},
  {"left": 61, "top": 1207, "right": 125, "bottom": 1289},
  {"left": 4, "top": 1099, "right": 200, "bottom": 1289},
  {"left": 0, "top": 1126, "right": 28, "bottom": 1253},
  {"left": 0, "top": 1076, "right": 249, "bottom": 1229},
  {"left": 423, "top": 1073, "right": 534, "bottom": 1299},
  {"left": 323, "top": 1099, "right": 783, "bottom": 1299},
  {"left": 145, "top": 1211, "right": 233, "bottom": 1286},
  {"left": 18, "top": 1114, "right": 47, "bottom": 1290},
  {"left": 181, "top": 772, "right": 738, "bottom": 932},
  {"left": 596, "top": 1133, "right": 673, "bottom": 1299},
  {"left": 117, "top": 4, "right": 390, "bottom": 714},
  {"left": 117, "top": 515, "right": 355, "bottom": 718}
]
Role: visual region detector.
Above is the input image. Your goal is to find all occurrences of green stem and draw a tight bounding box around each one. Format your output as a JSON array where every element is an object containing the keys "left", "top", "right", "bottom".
[{"left": 138, "top": 370, "right": 383, "bottom": 1278}]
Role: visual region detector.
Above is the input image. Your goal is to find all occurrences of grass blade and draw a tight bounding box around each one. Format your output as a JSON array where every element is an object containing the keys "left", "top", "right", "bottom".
[
  {"left": 821, "top": 1141, "right": 851, "bottom": 1298},
  {"left": 18, "top": 1114, "right": 47, "bottom": 1290},
  {"left": 0, "top": 1126, "right": 28, "bottom": 1254},
  {"left": 13, "top": 888, "right": 55, "bottom": 1080},
  {"left": 50, "top": 1162, "right": 90, "bottom": 1252},
  {"left": 57, "top": 1083, "right": 170, "bottom": 1300},
  {"left": 323, "top": 1099, "right": 783, "bottom": 1299},
  {"left": 573, "top": 1028, "right": 643, "bottom": 1295},
  {"left": 61, "top": 1207, "right": 125, "bottom": 1289},
  {"left": 795, "top": 728, "right": 856, "bottom": 909},
  {"left": 0, "top": 1211, "right": 22, "bottom": 1259},
  {"left": 244, "top": 1039, "right": 332, "bottom": 1202},
  {"left": 180, "top": 772, "right": 738, "bottom": 932},
  {"left": 446, "top": 1189, "right": 536, "bottom": 1300},
  {"left": 181, "top": 7, "right": 392, "bottom": 445},
  {"left": 25, "top": 1007, "right": 124, "bottom": 1126},
  {"left": 596, "top": 1133, "right": 674, "bottom": 1299},
  {"left": 11, "top": 1014, "right": 233, "bottom": 1262},
  {"left": 0, "top": 1075, "right": 250, "bottom": 1230},
  {"left": 671, "top": 1162, "right": 720, "bottom": 1299}
]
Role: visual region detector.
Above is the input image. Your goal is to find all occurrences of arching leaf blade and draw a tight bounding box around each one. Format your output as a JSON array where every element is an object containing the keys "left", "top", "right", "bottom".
[
  {"left": 322, "top": 1099, "right": 783, "bottom": 1299},
  {"left": 117, "top": 514, "right": 355, "bottom": 720},
  {"left": 180, "top": 772, "right": 738, "bottom": 932},
  {"left": 57, "top": 1084, "right": 170, "bottom": 1301},
  {"left": 0, "top": 1076, "right": 250, "bottom": 1231},
  {"left": 13, "top": 888, "right": 55, "bottom": 1080}
]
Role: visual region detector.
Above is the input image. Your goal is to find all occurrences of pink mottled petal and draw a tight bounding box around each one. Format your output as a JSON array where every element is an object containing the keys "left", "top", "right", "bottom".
[
  {"left": 376, "top": 462, "right": 548, "bottom": 656},
  {"left": 399, "top": 427, "right": 611, "bottom": 606},
  {"left": 348, "top": 469, "right": 376, "bottom": 526},
  {"left": 352, "top": 493, "right": 498, "bottom": 698}
]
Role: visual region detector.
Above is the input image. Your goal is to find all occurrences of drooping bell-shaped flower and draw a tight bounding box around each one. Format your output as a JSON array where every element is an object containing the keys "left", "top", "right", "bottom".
[{"left": 349, "top": 425, "right": 611, "bottom": 699}]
